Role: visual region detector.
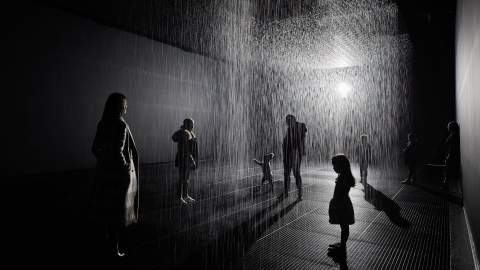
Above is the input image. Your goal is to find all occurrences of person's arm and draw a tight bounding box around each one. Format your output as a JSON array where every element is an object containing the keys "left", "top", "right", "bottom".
[
  {"left": 129, "top": 127, "right": 140, "bottom": 178},
  {"left": 178, "top": 131, "right": 197, "bottom": 169},
  {"left": 191, "top": 136, "right": 199, "bottom": 166},
  {"left": 189, "top": 155, "right": 196, "bottom": 170},
  {"left": 301, "top": 123, "right": 307, "bottom": 137},
  {"left": 300, "top": 123, "right": 307, "bottom": 155},
  {"left": 114, "top": 122, "right": 129, "bottom": 171},
  {"left": 253, "top": 159, "right": 263, "bottom": 166}
]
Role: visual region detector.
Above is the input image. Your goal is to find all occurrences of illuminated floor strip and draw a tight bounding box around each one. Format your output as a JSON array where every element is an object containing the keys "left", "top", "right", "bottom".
[{"left": 464, "top": 207, "right": 480, "bottom": 270}]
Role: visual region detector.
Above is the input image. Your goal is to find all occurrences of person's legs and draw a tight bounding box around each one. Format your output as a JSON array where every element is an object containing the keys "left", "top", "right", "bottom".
[
  {"left": 293, "top": 154, "right": 302, "bottom": 200},
  {"left": 364, "top": 164, "right": 368, "bottom": 183},
  {"left": 116, "top": 225, "right": 127, "bottom": 257},
  {"left": 329, "top": 224, "right": 348, "bottom": 258},
  {"left": 105, "top": 223, "right": 116, "bottom": 255},
  {"left": 402, "top": 162, "right": 414, "bottom": 184},
  {"left": 178, "top": 168, "right": 188, "bottom": 204},
  {"left": 360, "top": 162, "right": 368, "bottom": 183},
  {"left": 340, "top": 224, "right": 349, "bottom": 249},
  {"left": 408, "top": 164, "right": 416, "bottom": 183},
  {"left": 106, "top": 220, "right": 126, "bottom": 257},
  {"left": 284, "top": 162, "right": 292, "bottom": 196},
  {"left": 442, "top": 164, "right": 452, "bottom": 190},
  {"left": 265, "top": 175, "right": 274, "bottom": 191},
  {"left": 184, "top": 168, "right": 195, "bottom": 202}
]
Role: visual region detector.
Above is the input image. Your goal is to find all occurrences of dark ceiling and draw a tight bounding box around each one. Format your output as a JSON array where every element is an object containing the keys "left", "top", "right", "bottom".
[{"left": 38, "top": 0, "right": 456, "bottom": 62}]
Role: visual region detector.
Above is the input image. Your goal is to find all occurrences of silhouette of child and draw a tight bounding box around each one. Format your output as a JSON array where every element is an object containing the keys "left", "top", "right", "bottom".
[
  {"left": 253, "top": 153, "right": 275, "bottom": 190},
  {"left": 402, "top": 133, "right": 417, "bottom": 184},
  {"left": 328, "top": 154, "right": 355, "bottom": 257}
]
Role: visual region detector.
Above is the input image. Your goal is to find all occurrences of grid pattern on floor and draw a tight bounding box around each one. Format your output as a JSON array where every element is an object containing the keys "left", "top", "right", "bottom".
[
  {"left": 110, "top": 164, "right": 451, "bottom": 270},
  {"left": 239, "top": 181, "right": 450, "bottom": 270}
]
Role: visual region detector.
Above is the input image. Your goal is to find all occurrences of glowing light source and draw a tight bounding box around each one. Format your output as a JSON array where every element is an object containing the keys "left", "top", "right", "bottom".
[{"left": 336, "top": 82, "right": 352, "bottom": 98}]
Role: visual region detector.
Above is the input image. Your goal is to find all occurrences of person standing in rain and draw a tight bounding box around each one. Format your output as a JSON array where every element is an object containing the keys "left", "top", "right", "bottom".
[
  {"left": 91, "top": 92, "right": 140, "bottom": 257},
  {"left": 328, "top": 154, "right": 355, "bottom": 258},
  {"left": 282, "top": 114, "right": 307, "bottom": 200},
  {"left": 172, "top": 118, "right": 198, "bottom": 204},
  {"left": 441, "top": 121, "right": 460, "bottom": 190},
  {"left": 356, "top": 134, "right": 371, "bottom": 185},
  {"left": 402, "top": 133, "right": 417, "bottom": 184}
]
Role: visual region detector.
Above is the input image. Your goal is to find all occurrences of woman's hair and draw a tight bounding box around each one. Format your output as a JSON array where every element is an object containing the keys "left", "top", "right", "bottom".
[
  {"left": 332, "top": 154, "right": 355, "bottom": 187},
  {"left": 102, "top": 92, "right": 126, "bottom": 121}
]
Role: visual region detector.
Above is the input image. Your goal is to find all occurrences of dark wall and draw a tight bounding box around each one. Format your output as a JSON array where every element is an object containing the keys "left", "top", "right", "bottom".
[
  {"left": 397, "top": 1, "right": 457, "bottom": 163},
  {"left": 456, "top": 0, "right": 480, "bottom": 261},
  {"left": 5, "top": 3, "right": 226, "bottom": 176}
]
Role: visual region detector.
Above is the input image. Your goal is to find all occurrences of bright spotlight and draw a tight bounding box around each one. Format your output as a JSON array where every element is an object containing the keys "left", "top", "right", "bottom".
[{"left": 336, "top": 82, "right": 352, "bottom": 98}]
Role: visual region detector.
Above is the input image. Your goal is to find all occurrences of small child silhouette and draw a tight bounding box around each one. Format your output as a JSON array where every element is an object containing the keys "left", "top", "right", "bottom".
[{"left": 253, "top": 153, "right": 275, "bottom": 190}]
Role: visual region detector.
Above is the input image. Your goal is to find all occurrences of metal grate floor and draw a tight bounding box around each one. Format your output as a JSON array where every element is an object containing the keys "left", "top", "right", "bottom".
[
  {"left": 237, "top": 180, "right": 450, "bottom": 270},
  {"left": 98, "top": 164, "right": 451, "bottom": 270}
]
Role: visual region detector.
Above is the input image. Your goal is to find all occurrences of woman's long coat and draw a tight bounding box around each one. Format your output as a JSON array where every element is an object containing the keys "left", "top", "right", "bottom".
[{"left": 91, "top": 117, "right": 139, "bottom": 227}]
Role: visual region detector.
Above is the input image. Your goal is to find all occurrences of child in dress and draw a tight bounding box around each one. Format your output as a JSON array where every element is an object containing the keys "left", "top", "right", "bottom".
[
  {"left": 328, "top": 154, "right": 355, "bottom": 257},
  {"left": 253, "top": 153, "right": 275, "bottom": 191}
]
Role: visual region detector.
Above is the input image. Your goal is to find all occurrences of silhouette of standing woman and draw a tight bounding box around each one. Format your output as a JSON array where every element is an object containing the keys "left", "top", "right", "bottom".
[
  {"left": 92, "top": 93, "right": 139, "bottom": 257},
  {"left": 328, "top": 154, "right": 355, "bottom": 258}
]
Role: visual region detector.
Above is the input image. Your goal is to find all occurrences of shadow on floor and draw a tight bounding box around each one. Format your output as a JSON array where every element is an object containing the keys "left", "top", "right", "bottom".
[
  {"left": 416, "top": 164, "right": 463, "bottom": 206},
  {"left": 327, "top": 248, "right": 349, "bottom": 270},
  {"left": 363, "top": 183, "right": 411, "bottom": 228},
  {"left": 177, "top": 196, "right": 300, "bottom": 270},
  {"left": 414, "top": 183, "right": 463, "bottom": 206}
]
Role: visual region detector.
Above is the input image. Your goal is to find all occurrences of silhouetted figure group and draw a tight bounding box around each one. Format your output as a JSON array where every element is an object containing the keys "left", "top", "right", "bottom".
[
  {"left": 401, "top": 121, "right": 461, "bottom": 191},
  {"left": 90, "top": 93, "right": 460, "bottom": 268}
]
